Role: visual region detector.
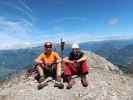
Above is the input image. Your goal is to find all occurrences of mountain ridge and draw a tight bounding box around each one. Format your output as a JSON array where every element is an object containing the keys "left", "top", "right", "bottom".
[
  {"left": 1, "top": 51, "right": 133, "bottom": 100},
  {"left": 0, "top": 39, "right": 133, "bottom": 79}
]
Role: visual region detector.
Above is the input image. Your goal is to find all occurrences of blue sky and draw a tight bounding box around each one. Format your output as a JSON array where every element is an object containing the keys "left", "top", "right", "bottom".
[{"left": 0, "top": 0, "right": 133, "bottom": 49}]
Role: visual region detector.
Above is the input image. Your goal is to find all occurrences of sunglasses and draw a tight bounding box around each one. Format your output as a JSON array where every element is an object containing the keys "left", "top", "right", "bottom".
[{"left": 45, "top": 45, "right": 52, "bottom": 48}]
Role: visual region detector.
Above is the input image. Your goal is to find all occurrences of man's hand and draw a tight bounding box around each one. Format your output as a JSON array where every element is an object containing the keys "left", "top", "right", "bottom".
[
  {"left": 76, "top": 60, "right": 80, "bottom": 63},
  {"left": 69, "top": 60, "right": 74, "bottom": 64},
  {"left": 43, "top": 62, "right": 52, "bottom": 70}
]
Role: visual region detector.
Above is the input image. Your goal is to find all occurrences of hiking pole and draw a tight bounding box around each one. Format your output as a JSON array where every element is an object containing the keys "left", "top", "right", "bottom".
[
  {"left": 60, "top": 38, "right": 65, "bottom": 74},
  {"left": 60, "top": 38, "right": 65, "bottom": 61}
]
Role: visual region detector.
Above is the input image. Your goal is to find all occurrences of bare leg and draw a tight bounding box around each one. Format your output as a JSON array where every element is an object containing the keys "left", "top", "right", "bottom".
[
  {"left": 36, "top": 64, "right": 45, "bottom": 83},
  {"left": 54, "top": 63, "right": 64, "bottom": 89},
  {"left": 80, "top": 74, "right": 88, "bottom": 87},
  {"left": 56, "top": 63, "right": 61, "bottom": 81},
  {"left": 36, "top": 64, "right": 44, "bottom": 77}
]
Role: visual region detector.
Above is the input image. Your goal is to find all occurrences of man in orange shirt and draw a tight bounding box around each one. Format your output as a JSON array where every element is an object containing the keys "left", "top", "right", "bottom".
[{"left": 35, "top": 42, "right": 64, "bottom": 89}]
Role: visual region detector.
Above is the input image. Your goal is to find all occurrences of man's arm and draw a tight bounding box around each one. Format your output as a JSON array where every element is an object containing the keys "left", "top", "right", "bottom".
[
  {"left": 63, "top": 57, "right": 73, "bottom": 63},
  {"left": 56, "top": 57, "right": 62, "bottom": 64},
  {"left": 34, "top": 53, "right": 43, "bottom": 64},
  {"left": 54, "top": 52, "right": 62, "bottom": 64},
  {"left": 77, "top": 53, "right": 88, "bottom": 63}
]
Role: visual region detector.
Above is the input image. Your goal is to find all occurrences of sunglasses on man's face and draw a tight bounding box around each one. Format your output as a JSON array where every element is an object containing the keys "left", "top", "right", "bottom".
[
  {"left": 73, "top": 48, "right": 79, "bottom": 50},
  {"left": 44, "top": 45, "right": 52, "bottom": 48}
]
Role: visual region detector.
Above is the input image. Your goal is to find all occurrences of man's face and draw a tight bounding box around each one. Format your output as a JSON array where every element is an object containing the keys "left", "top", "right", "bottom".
[
  {"left": 44, "top": 45, "right": 52, "bottom": 53},
  {"left": 72, "top": 48, "right": 80, "bottom": 54}
]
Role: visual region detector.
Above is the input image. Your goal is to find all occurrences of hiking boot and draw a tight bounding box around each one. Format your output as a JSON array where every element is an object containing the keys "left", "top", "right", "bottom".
[
  {"left": 54, "top": 81, "right": 64, "bottom": 89},
  {"left": 38, "top": 76, "right": 45, "bottom": 83},
  {"left": 37, "top": 82, "right": 48, "bottom": 90},
  {"left": 65, "top": 76, "right": 74, "bottom": 89},
  {"left": 81, "top": 75, "right": 88, "bottom": 87},
  {"left": 66, "top": 83, "right": 72, "bottom": 89},
  {"left": 66, "top": 80, "right": 75, "bottom": 89}
]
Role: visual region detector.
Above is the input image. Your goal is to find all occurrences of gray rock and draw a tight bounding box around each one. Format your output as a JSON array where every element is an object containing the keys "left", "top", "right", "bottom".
[{"left": 0, "top": 51, "right": 132, "bottom": 100}]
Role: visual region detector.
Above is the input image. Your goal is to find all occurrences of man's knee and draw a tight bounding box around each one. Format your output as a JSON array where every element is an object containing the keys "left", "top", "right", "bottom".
[
  {"left": 36, "top": 63, "right": 44, "bottom": 69},
  {"left": 80, "top": 61, "right": 89, "bottom": 73}
]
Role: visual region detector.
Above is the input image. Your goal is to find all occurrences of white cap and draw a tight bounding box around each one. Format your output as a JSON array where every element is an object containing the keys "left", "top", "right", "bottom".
[{"left": 72, "top": 43, "right": 80, "bottom": 49}]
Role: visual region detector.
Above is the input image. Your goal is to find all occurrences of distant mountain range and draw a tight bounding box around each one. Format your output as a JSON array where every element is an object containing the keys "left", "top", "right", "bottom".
[
  {"left": 0, "top": 44, "right": 71, "bottom": 79},
  {"left": 0, "top": 39, "right": 133, "bottom": 79},
  {"left": 80, "top": 39, "right": 133, "bottom": 72},
  {"left": 80, "top": 39, "right": 133, "bottom": 64},
  {"left": 0, "top": 47, "right": 41, "bottom": 79}
]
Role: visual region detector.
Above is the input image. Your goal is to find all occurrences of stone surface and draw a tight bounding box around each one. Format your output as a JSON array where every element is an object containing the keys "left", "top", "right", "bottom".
[{"left": 0, "top": 51, "right": 133, "bottom": 100}]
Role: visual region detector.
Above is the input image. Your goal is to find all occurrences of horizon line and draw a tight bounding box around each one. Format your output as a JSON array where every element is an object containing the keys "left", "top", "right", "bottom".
[{"left": 0, "top": 37, "right": 133, "bottom": 50}]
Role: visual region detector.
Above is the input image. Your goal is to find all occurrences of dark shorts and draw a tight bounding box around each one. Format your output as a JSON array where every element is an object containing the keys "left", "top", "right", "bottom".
[
  {"left": 42, "top": 65, "right": 57, "bottom": 79},
  {"left": 43, "top": 67, "right": 56, "bottom": 77}
]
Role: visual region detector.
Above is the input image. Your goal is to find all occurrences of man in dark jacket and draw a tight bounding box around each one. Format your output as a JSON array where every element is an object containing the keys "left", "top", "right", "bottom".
[{"left": 63, "top": 43, "right": 89, "bottom": 89}]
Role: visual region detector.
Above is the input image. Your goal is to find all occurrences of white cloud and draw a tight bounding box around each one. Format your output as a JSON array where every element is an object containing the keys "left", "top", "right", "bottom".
[
  {"left": 0, "top": 17, "right": 34, "bottom": 50},
  {"left": 55, "top": 32, "right": 133, "bottom": 43},
  {"left": 18, "top": 0, "right": 32, "bottom": 13},
  {"left": 55, "top": 32, "right": 100, "bottom": 43},
  {"left": 0, "top": 17, "right": 32, "bottom": 38},
  {"left": 0, "top": 0, "right": 36, "bottom": 50},
  {"left": 108, "top": 18, "right": 119, "bottom": 25},
  {"left": 103, "top": 34, "right": 133, "bottom": 40},
  {"left": 0, "top": 0, "right": 34, "bottom": 21},
  {"left": 51, "top": 17, "right": 87, "bottom": 25}
]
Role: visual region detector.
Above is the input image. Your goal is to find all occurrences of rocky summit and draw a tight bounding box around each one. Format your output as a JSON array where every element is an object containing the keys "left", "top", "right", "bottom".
[{"left": 0, "top": 51, "right": 133, "bottom": 100}]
